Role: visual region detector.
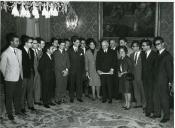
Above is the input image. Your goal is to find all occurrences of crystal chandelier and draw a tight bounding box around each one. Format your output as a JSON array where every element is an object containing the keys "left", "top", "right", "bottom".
[
  {"left": 66, "top": 4, "right": 78, "bottom": 30},
  {"left": 1, "top": 1, "right": 69, "bottom": 19}
]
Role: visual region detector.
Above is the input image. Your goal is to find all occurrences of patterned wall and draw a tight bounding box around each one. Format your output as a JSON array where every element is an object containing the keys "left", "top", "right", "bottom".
[
  {"left": 1, "top": 10, "right": 17, "bottom": 51},
  {"left": 160, "top": 2, "right": 174, "bottom": 56},
  {"left": 50, "top": 2, "right": 98, "bottom": 41}
]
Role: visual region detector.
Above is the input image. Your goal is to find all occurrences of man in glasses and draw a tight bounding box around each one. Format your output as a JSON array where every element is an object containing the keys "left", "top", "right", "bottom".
[
  {"left": 130, "top": 40, "right": 146, "bottom": 109},
  {"left": 152, "top": 37, "right": 173, "bottom": 123},
  {"left": 20, "top": 35, "right": 36, "bottom": 114},
  {"left": 141, "top": 39, "right": 157, "bottom": 117}
]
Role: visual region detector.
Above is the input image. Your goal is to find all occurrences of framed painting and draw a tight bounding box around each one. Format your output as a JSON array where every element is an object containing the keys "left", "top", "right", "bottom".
[{"left": 99, "top": 2, "right": 160, "bottom": 40}]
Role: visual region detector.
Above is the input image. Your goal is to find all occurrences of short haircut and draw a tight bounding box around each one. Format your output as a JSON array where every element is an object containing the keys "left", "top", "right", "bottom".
[
  {"left": 58, "top": 39, "right": 65, "bottom": 45},
  {"left": 20, "top": 35, "right": 32, "bottom": 46},
  {"left": 153, "top": 36, "right": 164, "bottom": 46},
  {"left": 79, "top": 37, "right": 86, "bottom": 42},
  {"left": 71, "top": 36, "right": 79, "bottom": 43},
  {"left": 51, "top": 37, "right": 58, "bottom": 43},
  {"left": 64, "top": 38, "right": 70, "bottom": 42},
  {"left": 43, "top": 42, "right": 52, "bottom": 53},
  {"left": 86, "top": 38, "right": 96, "bottom": 46},
  {"left": 118, "top": 46, "right": 128, "bottom": 54},
  {"left": 131, "top": 40, "right": 140, "bottom": 48},
  {"left": 141, "top": 39, "right": 152, "bottom": 47},
  {"left": 118, "top": 37, "right": 127, "bottom": 43},
  {"left": 6, "top": 33, "right": 18, "bottom": 44}
]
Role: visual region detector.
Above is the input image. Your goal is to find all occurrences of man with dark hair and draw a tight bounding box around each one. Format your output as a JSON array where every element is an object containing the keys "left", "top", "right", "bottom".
[
  {"left": 0, "top": 33, "right": 23, "bottom": 120},
  {"left": 38, "top": 43, "right": 55, "bottom": 108},
  {"left": 152, "top": 37, "right": 173, "bottom": 123},
  {"left": 118, "top": 37, "right": 133, "bottom": 57},
  {"left": 20, "top": 35, "right": 36, "bottom": 113},
  {"left": 109, "top": 39, "right": 119, "bottom": 100},
  {"left": 51, "top": 37, "right": 59, "bottom": 51},
  {"left": 96, "top": 39, "right": 115, "bottom": 103},
  {"left": 130, "top": 40, "right": 146, "bottom": 108},
  {"left": 54, "top": 39, "right": 70, "bottom": 104},
  {"left": 141, "top": 39, "right": 157, "bottom": 117},
  {"left": 68, "top": 36, "right": 85, "bottom": 103}
]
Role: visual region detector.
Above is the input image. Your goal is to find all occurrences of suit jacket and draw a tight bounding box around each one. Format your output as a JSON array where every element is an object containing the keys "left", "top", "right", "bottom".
[
  {"left": 96, "top": 48, "right": 115, "bottom": 73},
  {"left": 20, "top": 47, "right": 34, "bottom": 78},
  {"left": 130, "top": 51, "right": 142, "bottom": 80},
  {"left": 53, "top": 49, "right": 70, "bottom": 75},
  {"left": 0, "top": 46, "right": 23, "bottom": 81},
  {"left": 141, "top": 50, "right": 157, "bottom": 82},
  {"left": 38, "top": 53, "right": 55, "bottom": 80},
  {"left": 154, "top": 50, "right": 173, "bottom": 85},
  {"left": 68, "top": 47, "right": 85, "bottom": 74},
  {"left": 111, "top": 48, "right": 119, "bottom": 74}
]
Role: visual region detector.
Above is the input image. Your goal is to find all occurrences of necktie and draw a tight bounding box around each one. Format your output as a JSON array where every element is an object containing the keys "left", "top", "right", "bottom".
[
  {"left": 28, "top": 50, "right": 31, "bottom": 59},
  {"left": 14, "top": 49, "right": 16, "bottom": 55},
  {"left": 134, "top": 52, "right": 137, "bottom": 64}
]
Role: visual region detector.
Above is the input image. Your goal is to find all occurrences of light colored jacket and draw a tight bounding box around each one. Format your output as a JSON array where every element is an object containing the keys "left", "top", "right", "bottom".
[{"left": 0, "top": 46, "right": 23, "bottom": 81}]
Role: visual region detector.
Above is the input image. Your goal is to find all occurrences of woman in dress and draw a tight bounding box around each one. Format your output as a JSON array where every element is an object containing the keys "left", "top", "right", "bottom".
[
  {"left": 85, "top": 38, "right": 101, "bottom": 100},
  {"left": 118, "top": 46, "right": 133, "bottom": 110}
]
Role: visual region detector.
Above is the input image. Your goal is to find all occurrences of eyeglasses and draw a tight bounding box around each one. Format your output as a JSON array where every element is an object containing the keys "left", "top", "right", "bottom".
[
  {"left": 142, "top": 45, "right": 147, "bottom": 47},
  {"left": 132, "top": 45, "right": 138, "bottom": 48},
  {"left": 155, "top": 43, "right": 161, "bottom": 46}
]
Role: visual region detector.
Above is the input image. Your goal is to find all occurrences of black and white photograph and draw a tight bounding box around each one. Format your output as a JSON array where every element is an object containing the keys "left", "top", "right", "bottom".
[{"left": 0, "top": 1, "right": 174, "bottom": 128}]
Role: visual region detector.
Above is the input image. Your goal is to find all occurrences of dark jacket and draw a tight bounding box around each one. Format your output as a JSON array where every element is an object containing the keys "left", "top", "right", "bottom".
[
  {"left": 21, "top": 47, "right": 34, "bottom": 78},
  {"left": 96, "top": 48, "right": 116, "bottom": 72},
  {"left": 68, "top": 47, "right": 85, "bottom": 74}
]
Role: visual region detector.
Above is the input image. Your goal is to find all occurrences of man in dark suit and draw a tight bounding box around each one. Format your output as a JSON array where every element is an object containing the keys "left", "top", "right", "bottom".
[
  {"left": 80, "top": 38, "right": 89, "bottom": 98},
  {"left": 110, "top": 39, "right": 119, "bottom": 100},
  {"left": 38, "top": 43, "right": 55, "bottom": 108},
  {"left": 141, "top": 39, "right": 157, "bottom": 117},
  {"left": 152, "top": 37, "right": 173, "bottom": 123},
  {"left": 96, "top": 39, "right": 115, "bottom": 103},
  {"left": 53, "top": 39, "right": 70, "bottom": 104},
  {"left": 68, "top": 36, "right": 85, "bottom": 103},
  {"left": 20, "top": 35, "right": 36, "bottom": 113},
  {"left": 130, "top": 41, "right": 145, "bottom": 108}
]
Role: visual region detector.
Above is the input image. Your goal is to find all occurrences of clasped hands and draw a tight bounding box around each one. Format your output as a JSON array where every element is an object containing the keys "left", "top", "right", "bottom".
[
  {"left": 97, "top": 68, "right": 114, "bottom": 75},
  {"left": 62, "top": 69, "right": 68, "bottom": 77},
  {"left": 118, "top": 71, "right": 127, "bottom": 77}
]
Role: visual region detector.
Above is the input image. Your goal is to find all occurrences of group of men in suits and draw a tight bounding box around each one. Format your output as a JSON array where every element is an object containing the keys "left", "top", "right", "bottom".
[{"left": 0, "top": 33, "right": 173, "bottom": 123}]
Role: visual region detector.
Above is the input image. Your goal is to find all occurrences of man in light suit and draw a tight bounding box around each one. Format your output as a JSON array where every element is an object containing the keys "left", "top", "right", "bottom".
[
  {"left": 0, "top": 33, "right": 23, "bottom": 120},
  {"left": 130, "top": 41, "right": 145, "bottom": 108},
  {"left": 53, "top": 39, "right": 70, "bottom": 104}
]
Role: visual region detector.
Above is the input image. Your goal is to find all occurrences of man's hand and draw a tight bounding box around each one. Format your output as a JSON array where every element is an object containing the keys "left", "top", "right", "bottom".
[{"left": 62, "top": 70, "right": 68, "bottom": 77}]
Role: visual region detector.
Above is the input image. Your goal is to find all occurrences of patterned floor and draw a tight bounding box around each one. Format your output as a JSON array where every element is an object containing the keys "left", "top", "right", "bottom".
[{"left": 0, "top": 98, "right": 173, "bottom": 128}]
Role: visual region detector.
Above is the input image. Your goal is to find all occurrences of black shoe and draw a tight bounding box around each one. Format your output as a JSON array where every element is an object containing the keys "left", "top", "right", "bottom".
[
  {"left": 133, "top": 105, "right": 142, "bottom": 108},
  {"left": 50, "top": 102, "right": 56, "bottom": 106},
  {"left": 160, "top": 118, "right": 170, "bottom": 123},
  {"left": 15, "top": 111, "right": 26, "bottom": 116},
  {"left": 77, "top": 98, "right": 83, "bottom": 102},
  {"left": 145, "top": 113, "right": 151, "bottom": 117},
  {"left": 108, "top": 100, "right": 112, "bottom": 104},
  {"left": 29, "top": 107, "right": 36, "bottom": 111},
  {"left": 150, "top": 115, "right": 161, "bottom": 119},
  {"left": 70, "top": 99, "right": 74, "bottom": 103},
  {"left": 21, "top": 109, "right": 26, "bottom": 113},
  {"left": 102, "top": 99, "right": 107, "bottom": 103},
  {"left": 8, "top": 114, "right": 14, "bottom": 120},
  {"left": 55, "top": 101, "right": 61, "bottom": 105},
  {"left": 34, "top": 102, "right": 42, "bottom": 106},
  {"left": 44, "top": 104, "right": 50, "bottom": 108}
]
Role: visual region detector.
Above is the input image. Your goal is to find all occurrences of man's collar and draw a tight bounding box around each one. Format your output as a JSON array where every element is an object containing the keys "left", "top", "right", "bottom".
[{"left": 159, "top": 48, "right": 165, "bottom": 54}]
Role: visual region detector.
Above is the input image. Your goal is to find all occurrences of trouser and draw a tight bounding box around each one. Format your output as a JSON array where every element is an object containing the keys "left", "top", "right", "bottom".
[
  {"left": 5, "top": 79, "right": 22, "bottom": 115},
  {"left": 133, "top": 79, "right": 146, "bottom": 107},
  {"left": 153, "top": 82, "right": 170, "bottom": 119},
  {"left": 21, "top": 75, "right": 34, "bottom": 109},
  {"left": 143, "top": 79, "right": 154, "bottom": 114},
  {"left": 69, "top": 72, "right": 83, "bottom": 99},
  {"left": 55, "top": 73, "right": 67, "bottom": 101},
  {"left": 111, "top": 74, "right": 119, "bottom": 99},
  {"left": 34, "top": 72, "right": 41, "bottom": 103},
  {"left": 100, "top": 75, "right": 113, "bottom": 101}
]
